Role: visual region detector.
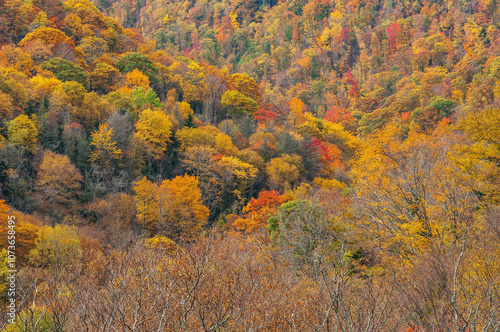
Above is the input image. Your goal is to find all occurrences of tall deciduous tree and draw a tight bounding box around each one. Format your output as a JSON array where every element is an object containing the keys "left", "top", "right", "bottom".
[
  {"left": 34, "top": 151, "right": 83, "bottom": 220},
  {"left": 455, "top": 108, "right": 500, "bottom": 207},
  {"left": 79, "top": 36, "right": 109, "bottom": 64},
  {"left": 29, "top": 224, "right": 82, "bottom": 272},
  {"left": 89, "top": 123, "right": 122, "bottom": 168},
  {"left": 126, "top": 68, "right": 150, "bottom": 89},
  {"left": 7, "top": 115, "right": 38, "bottom": 152},
  {"left": 134, "top": 175, "right": 208, "bottom": 238},
  {"left": 181, "top": 146, "right": 258, "bottom": 222},
  {"left": 351, "top": 124, "right": 476, "bottom": 265},
  {"left": 18, "top": 27, "right": 78, "bottom": 58},
  {"left": 89, "top": 63, "right": 120, "bottom": 94},
  {"left": 221, "top": 90, "right": 258, "bottom": 117},
  {"left": 134, "top": 109, "right": 172, "bottom": 159},
  {"left": 228, "top": 73, "right": 262, "bottom": 104},
  {"left": 266, "top": 154, "right": 303, "bottom": 191}
]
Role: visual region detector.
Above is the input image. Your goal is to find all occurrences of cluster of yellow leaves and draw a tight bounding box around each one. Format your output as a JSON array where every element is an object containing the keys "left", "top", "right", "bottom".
[
  {"left": 463, "top": 20, "right": 487, "bottom": 57},
  {"left": 176, "top": 126, "right": 240, "bottom": 156},
  {"left": 72, "top": 92, "right": 112, "bottom": 130},
  {"left": 63, "top": 0, "right": 105, "bottom": 27},
  {"left": 219, "top": 156, "right": 258, "bottom": 198},
  {"left": 145, "top": 235, "right": 178, "bottom": 253},
  {"left": 89, "top": 63, "right": 120, "bottom": 93},
  {"left": 30, "top": 75, "right": 63, "bottom": 96},
  {"left": 0, "top": 91, "right": 13, "bottom": 119},
  {"left": 0, "top": 45, "right": 33, "bottom": 75},
  {"left": 29, "top": 224, "right": 82, "bottom": 270},
  {"left": 221, "top": 90, "right": 258, "bottom": 117},
  {"left": 288, "top": 97, "right": 360, "bottom": 160},
  {"left": 176, "top": 126, "right": 218, "bottom": 149},
  {"left": 412, "top": 34, "right": 449, "bottom": 71},
  {"left": 126, "top": 68, "right": 150, "bottom": 89},
  {"left": 313, "top": 177, "right": 347, "bottom": 191},
  {"left": 167, "top": 60, "right": 207, "bottom": 103},
  {"left": 228, "top": 73, "right": 261, "bottom": 104},
  {"left": 60, "top": 81, "right": 87, "bottom": 106},
  {"left": 249, "top": 130, "right": 278, "bottom": 155},
  {"left": 289, "top": 97, "right": 307, "bottom": 127},
  {"left": 180, "top": 145, "right": 258, "bottom": 206},
  {"left": 321, "top": 121, "right": 360, "bottom": 157},
  {"left": 19, "top": 27, "right": 77, "bottom": 54},
  {"left": 177, "top": 101, "right": 193, "bottom": 119},
  {"left": 229, "top": 11, "right": 239, "bottom": 29}
]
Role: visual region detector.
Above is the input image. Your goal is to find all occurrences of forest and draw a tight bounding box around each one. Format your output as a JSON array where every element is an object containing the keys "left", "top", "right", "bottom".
[{"left": 0, "top": 0, "right": 499, "bottom": 329}]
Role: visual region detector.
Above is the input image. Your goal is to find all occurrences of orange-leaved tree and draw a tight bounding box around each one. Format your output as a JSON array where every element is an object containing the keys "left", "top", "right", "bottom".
[
  {"left": 232, "top": 190, "right": 289, "bottom": 233},
  {"left": 0, "top": 206, "right": 43, "bottom": 263}
]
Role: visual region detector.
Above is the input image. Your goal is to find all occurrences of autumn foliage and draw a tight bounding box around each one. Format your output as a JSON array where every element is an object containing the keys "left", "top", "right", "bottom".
[{"left": 0, "top": 0, "right": 500, "bottom": 329}]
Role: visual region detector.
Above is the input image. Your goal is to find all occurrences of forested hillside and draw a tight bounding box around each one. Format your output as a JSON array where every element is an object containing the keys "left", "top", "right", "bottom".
[{"left": 0, "top": 0, "right": 499, "bottom": 329}]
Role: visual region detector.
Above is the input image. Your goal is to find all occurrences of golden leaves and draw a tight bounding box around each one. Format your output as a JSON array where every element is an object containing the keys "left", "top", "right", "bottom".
[
  {"left": 135, "top": 109, "right": 173, "bottom": 159},
  {"left": 134, "top": 175, "right": 209, "bottom": 239},
  {"left": 89, "top": 123, "right": 122, "bottom": 166},
  {"left": 7, "top": 114, "right": 38, "bottom": 151},
  {"left": 266, "top": 154, "right": 303, "bottom": 192},
  {"left": 126, "top": 69, "right": 150, "bottom": 89}
]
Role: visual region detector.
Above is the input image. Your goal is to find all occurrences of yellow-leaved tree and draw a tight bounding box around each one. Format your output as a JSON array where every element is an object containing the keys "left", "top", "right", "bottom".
[
  {"left": 134, "top": 109, "right": 172, "bottom": 160},
  {"left": 181, "top": 146, "right": 258, "bottom": 220},
  {"left": 351, "top": 124, "right": 476, "bottom": 266},
  {"left": 455, "top": 108, "right": 500, "bottom": 206},
  {"left": 266, "top": 154, "right": 303, "bottom": 192},
  {"left": 176, "top": 126, "right": 240, "bottom": 156},
  {"left": 288, "top": 97, "right": 307, "bottom": 127},
  {"left": 89, "top": 123, "right": 122, "bottom": 169},
  {"left": 29, "top": 225, "right": 82, "bottom": 273},
  {"left": 228, "top": 73, "right": 262, "bottom": 104},
  {"left": 72, "top": 92, "right": 112, "bottom": 130},
  {"left": 7, "top": 115, "right": 38, "bottom": 152},
  {"left": 134, "top": 175, "right": 209, "bottom": 239}
]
